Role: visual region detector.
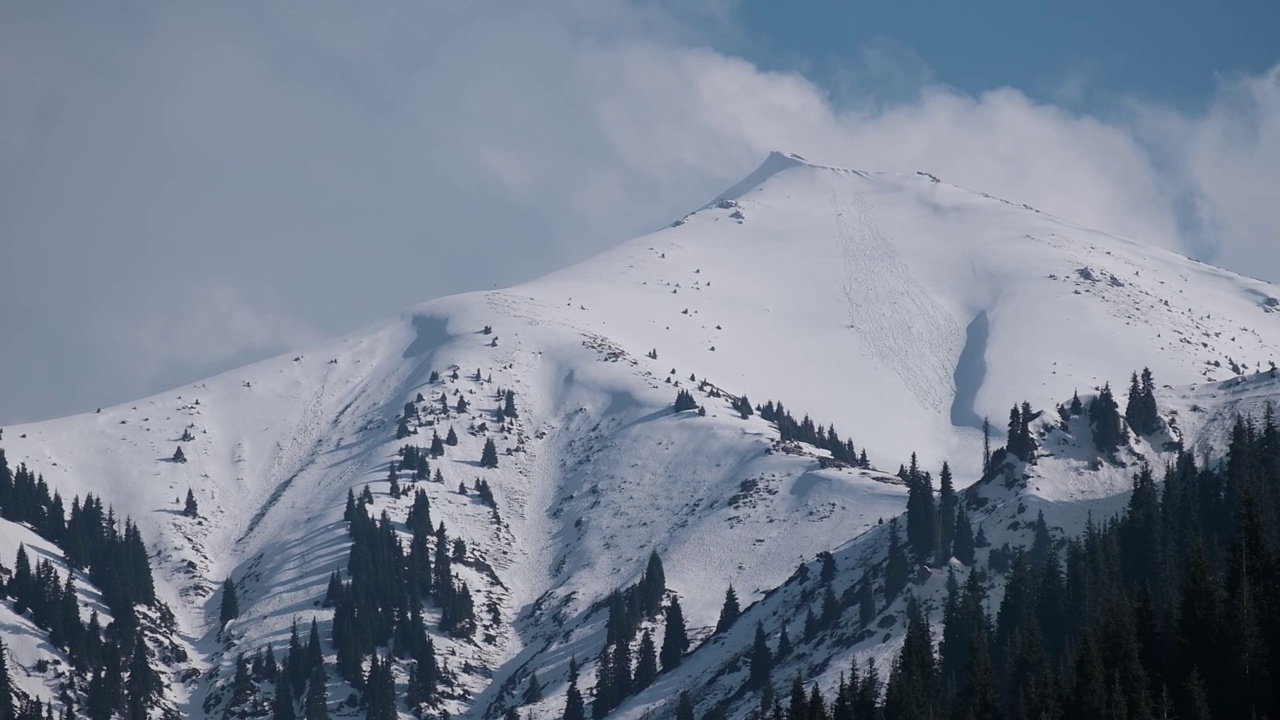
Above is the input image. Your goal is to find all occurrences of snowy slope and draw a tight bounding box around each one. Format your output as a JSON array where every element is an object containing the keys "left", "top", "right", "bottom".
[{"left": 4, "top": 152, "right": 1280, "bottom": 718}]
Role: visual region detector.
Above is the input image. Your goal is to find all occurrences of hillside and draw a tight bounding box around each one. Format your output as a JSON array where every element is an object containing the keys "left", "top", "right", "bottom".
[{"left": 3, "top": 152, "right": 1280, "bottom": 719}]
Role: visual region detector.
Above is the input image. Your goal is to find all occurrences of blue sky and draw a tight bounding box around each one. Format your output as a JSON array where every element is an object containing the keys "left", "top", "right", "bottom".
[
  {"left": 1, "top": 0, "right": 1278, "bottom": 424},
  {"left": 730, "top": 0, "right": 1279, "bottom": 111}
]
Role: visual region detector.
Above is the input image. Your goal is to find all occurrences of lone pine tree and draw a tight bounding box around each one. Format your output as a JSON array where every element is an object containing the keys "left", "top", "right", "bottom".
[{"left": 220, "top": 577, "right": 240, "bottom": 626}]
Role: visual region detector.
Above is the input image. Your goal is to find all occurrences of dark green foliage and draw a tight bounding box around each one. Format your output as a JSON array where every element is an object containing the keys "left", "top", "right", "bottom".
[
  {"left": 783, "top": 408, "right": 1280, "bottom": 720},
  {"left": 715, "top": 585, "right": 740, "bottom": 634},
  {"left": 304, "top": 665, "right": 328, "bottom": 720},
  {"left": 634, "top": 631, "right": 658, "bottom": 691},
  {"left": 885, "top": 519, "right": 910, "bottom": 603},
  {"left": 748, "top": 622, "right": 772, "bottom": 691},
  {"left": 675, "top": 691, "right": 694, "bottom": 720},
  {"left": 480, "top": 437, "right": 499, "bottom": 468},
  {"left": 884, "top": 598, "right": 938, "bottom": 720},
  {"left": 857, "top": 571, "right": 876, "bottom": 629},
  {"left": 937, "top": 463, "right": 957, "bottom": 565},
  {"left": 272, "top": 671, "right": 296, "bottom": 720},
  {"left": 172, "top": 446, "right": 186, "bottom": 463},
  {"left": 220, "top": 577, "right": 240, "bottom": 627},
  {"left": 429, "top": 431, "right": 445, "bottom": 458},
  {"left": 1005, "top": 403, "right": 1036, "bottom": 462},
  {"left": 183, "top": 489, "right": 199, "bottom": 518},
  {"left": 661, "top": 597, "right": 689, "bottom": 671},
  {"left": 0, "top": 638, "right": 13, "bottom": 720},
  {"left": 1089, "top": 383, "right": 1127, "bottom": 454},
  {"left": 502, "top": 390, "right": 519, "bottom": 419},
  {"left": 563, "top": 657, "right": 586, "bottom": 720},
  {"left": 674, "top": 389, "right": 698, "bottom": 412},
  {"left": 445, "top": 426, "right": 458, "bottom": 446},
  {"left": 905, "top": 454, "right": 937, "bottom": 562},
  {"left": 758, "top": 400, "right": 860, "bottom": 465},
  {"left": 953, "top": 505, "right": 976, "bottom": 565},
  {"left": 1124, "top": 368, "right": 1160, "bottom": 436}
]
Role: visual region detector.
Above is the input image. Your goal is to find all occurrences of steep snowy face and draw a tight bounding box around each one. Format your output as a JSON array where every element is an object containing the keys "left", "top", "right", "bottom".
[
  {"left": 518, "top": 151, "right": 1280, "bottom": 478},
  {"left": 3, "top": 152, "right": 1280, "bottom": 719}
]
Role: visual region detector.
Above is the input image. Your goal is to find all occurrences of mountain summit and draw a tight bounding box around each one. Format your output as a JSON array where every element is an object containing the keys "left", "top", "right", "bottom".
[{"left": 3, "top": 154, "right": 1280, "bottom": 719}]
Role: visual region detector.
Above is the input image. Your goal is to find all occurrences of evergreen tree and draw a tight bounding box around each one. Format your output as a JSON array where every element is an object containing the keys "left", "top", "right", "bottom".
[
  {"left": 885, "top": 520, "right": 910, "bottom": 602},
  {"left": 272, "top": 674, "right": 296, "bottom": 720},
  {"left": 858, "top": 572, "right": 876, "bottom": 629},
  {"left": 937, "top": 463, "right": 957, "bottom": 564},
  {"left": 183, "top": 489, "right": 199, "bottom": 518},
  {"left": 523, "top": 670, "right": 543, "bottom": 704},
  {"left": 445, "top": 427, "right": 458, "bottom": 446},
  {"left": 563, "top": 657, "right": 586, "bottom": 720},
  {"left": 172, "top": 446, "right": 186, "bottom": 463},
  {"left": 673, "top": 390, "right": 698, "bottom": 412},
  {"left": 503, "top": 391, "right": 519, "bottom": 419},
  {"left": 125, "top": 633, "right": 155, "bottom": 720},
  {"left": 884, "top": 599, "right": 938, "bottom": 720},
  {"left": 0, "top": 639, "right": 14, "bottom": 720},
  {"left": 304, "top": 666, "right": 328, "bottom": 720},
  {"left": 220, "top": 577, "right": 240, "bottom": 627},
  {"left": 905, "top": 458, "right": 937, "bottom": 562},
  {"left": 748, "top": 622, "right": 773, "bottom": 691},
  {"left": 480, "top": 438, "right": 500, "bottom": 469},
  {"left": 715, "top": 585, "right": 741, "bottom": 634},
  {"left": 635, "top": 631, "right": 658, "bottom": 690},
  {"left": 1089, "top": 383, "right": 1127, "bottom": 454},
  {"left": 661, "top": 598, "right": 689, "bottom": 671},
  {"left": 675, "top": 692, "right": 694, "bottom": 720},
  {"left": 953, "top": 505, "right": 976, "bottom": 565}
]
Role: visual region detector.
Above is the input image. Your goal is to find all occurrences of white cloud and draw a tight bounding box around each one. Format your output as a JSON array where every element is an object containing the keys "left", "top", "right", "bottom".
[{"left": 0, "top": 1, "right": 1277, "bottom": 423}]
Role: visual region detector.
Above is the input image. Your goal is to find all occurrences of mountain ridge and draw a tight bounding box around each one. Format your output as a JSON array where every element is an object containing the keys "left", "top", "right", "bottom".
[{"left": 4, "top": 154, "right": 1280, "bottom": 719}]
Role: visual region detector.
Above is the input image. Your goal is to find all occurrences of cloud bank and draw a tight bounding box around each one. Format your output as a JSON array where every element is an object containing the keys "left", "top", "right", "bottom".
[{"left": 1, "top": 1, "right": 1277, "bottom": 423}]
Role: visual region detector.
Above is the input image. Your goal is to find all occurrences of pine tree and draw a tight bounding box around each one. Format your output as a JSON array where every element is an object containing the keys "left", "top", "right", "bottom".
[
  {"left": 1125, "top": 371, "right": 1145, "bottom": 432},
  {"left": 480, "top": 438, "right": 499, "bottom": 469},
  {"left": 220, "top": 577, "right": 240, "bottom": 627},
  {"left": 937, "top": 463, "right": 956, "bottom": 564},
  {"left": 884, "top": 598, "right": 938, "bottom": 720},
  {"left": 503, "top": 391, "right": 519, "bottom": 419},
  {"left": 0, "top": 639, "right": 14, "bottom": 720},
  {"left": 635, "top": 631, "right": 658, "bottom": 690},
  {"left": 982, "top": 416, "right": 992, "bottom": 475},
  {"left": 564, "top": 657, "right": 586, "bottom": 720},
  {"left": 906, "top": 462, "right": 937, "bottom": 562},
  {"left": 429, "top": 431, "right": 444, "bottom": 458},
  {"left": 858, "top": 572, "right": 876, "bottom": 629},
  {"left": 953, "top": 505, "right": 976, "bottom": 565},
  {"left": 523, "top": 670, "right": 543, "bottom": 704},
  {"left": 445, "top": 426, "right": 458, "bottom": 446},
  {"left": 304, "top": 665, "right": 328, "bottom": 720},
  {"left": 661, "top": 598, "right": 689, "bottom": 671},
  {"left": 675, "top": 692, "right": 694, "bottom": 720},
  {"left": 125, "top": 633, "right": 156, "bottom": 720},
  {"left": 748, "top": 622, "right": 773, "bottom": 691},
  {"left": 272, "top": 673, "right": 296, "bottom": 720},
  {"left": 673, "top": 390, "right": 698, "bottom": 412},
  {"left": 715, "top": 585, "right": 740, "bottom": 634},
  {"left": 172, "top": 446, "right": 186, "bottom": 463},
  {"left": 183, "top": 489, "right": 199, "bottom": 518},
  {"left": 885, "top": 520, "right": 910, "bottom": 602}
]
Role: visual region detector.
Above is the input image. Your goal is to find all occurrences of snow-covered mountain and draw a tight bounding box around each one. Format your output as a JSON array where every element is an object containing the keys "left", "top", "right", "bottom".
[{"left": 4, "top": 152, "right": 1280, "bottom": 720}]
